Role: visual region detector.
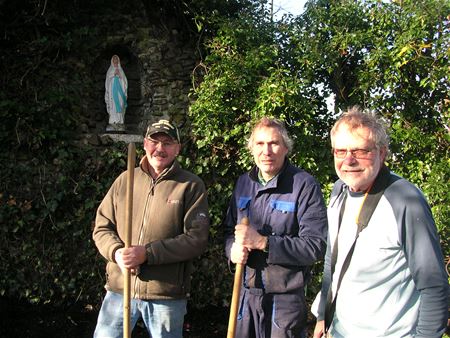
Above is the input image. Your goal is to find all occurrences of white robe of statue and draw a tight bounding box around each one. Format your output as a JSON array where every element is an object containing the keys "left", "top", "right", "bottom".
[{"left": 105, "top": 55, "right": 128, "bottom": 129}]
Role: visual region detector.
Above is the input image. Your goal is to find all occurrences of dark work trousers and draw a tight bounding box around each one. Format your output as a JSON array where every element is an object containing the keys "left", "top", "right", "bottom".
[{"left": 236, "top": 288, "right": 307, "bottom": 338}]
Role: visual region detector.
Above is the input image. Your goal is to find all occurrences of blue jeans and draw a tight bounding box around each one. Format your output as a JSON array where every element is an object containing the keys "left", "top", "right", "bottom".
[{"left": 94, "top": 291, "right": 187, "bottom": 338}]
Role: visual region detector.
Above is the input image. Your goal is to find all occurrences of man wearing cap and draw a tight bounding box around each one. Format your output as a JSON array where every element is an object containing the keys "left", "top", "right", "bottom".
[{"left": 93, "top": 119, "right": 210, "bottom": 338}]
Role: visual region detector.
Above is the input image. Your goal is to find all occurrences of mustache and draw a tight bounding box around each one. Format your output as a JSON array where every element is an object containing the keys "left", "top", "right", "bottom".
[{"left": 153, "top": 151, "right": 167, "bottom": 157}]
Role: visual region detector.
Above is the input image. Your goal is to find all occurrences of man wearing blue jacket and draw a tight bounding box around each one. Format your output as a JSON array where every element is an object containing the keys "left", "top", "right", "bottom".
[{"left": 224, "top": 117, "right": 328, "bottom": 338}]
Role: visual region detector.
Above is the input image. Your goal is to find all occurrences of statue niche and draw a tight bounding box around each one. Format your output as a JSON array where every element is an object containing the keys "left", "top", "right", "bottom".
[{"left": 105, "top": 55, "right": 128, "bottom": 132}]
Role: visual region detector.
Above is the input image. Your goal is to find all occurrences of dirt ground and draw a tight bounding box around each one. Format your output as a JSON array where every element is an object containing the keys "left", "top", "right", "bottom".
[
  {"left": 0, "top": 297, "right": 228, "bottom": 338},
  {"left": 0, "top": 296, "right": 330, "bottom": 337}
]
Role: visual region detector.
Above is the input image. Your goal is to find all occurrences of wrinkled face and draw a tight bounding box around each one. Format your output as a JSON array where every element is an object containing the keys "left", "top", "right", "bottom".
[
  {"left": 332, "top": 124, "right": 386, "bottom": 192},
  {"left": 251, "top": 126, "right": 288, "bottom": 181},
  {"left": 143, "top": 133, "right": 180, "bottom": 176}
]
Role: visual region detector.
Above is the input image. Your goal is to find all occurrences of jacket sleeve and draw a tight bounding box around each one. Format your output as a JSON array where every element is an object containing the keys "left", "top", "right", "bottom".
[
  {"left": 146, "top": 180, "right": 210, "bottom": 265},
  {"left": 92, "top": 172, "right": 126, "bottom": 263},
  {"left": 396, "top": 184, "right": 448, "bottom": 338},
  {"left": 268, "top": 180, "right": 328, "bottom": 267},
  {"left": 313, "top": 180, "right": 344, "bottom": 320},
  {"left": 223, "top": 180, "right": 240, "bottom": 260},
  {"left": 314, "top": 234, "right": 332, "bottom": 320}
]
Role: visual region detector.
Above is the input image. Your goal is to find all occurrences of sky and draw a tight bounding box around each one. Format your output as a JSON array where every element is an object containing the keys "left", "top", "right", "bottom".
[
  {"left": 272, "top": 0, "right": 307, "bottom": 19},
  {"left": 271, "top": 0, "right": 336, "bottom": 112}
]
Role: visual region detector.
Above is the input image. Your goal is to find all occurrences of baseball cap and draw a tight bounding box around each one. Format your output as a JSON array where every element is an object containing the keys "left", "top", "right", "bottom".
[{"left": 145, "top": 119, "right": 180, "bottom": 143}]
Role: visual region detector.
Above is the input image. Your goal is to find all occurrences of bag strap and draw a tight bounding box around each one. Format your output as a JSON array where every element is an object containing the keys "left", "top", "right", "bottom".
[{"left": 325, "top": 166, "right": 391, "bottom": 332}]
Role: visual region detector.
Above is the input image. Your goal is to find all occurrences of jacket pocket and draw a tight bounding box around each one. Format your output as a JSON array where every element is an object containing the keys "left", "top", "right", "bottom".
[
  {"left": 268, "top": 199, "right": 297, "bottom": 235},
  {"left": 137, "top": 262, "right": 186, "bottom": 297},
  {"left": 264, "top": 264, "right": 304, "bottom": 293},
  {"left": 270, "top": 199, "right": 295, "bottom": 213},
  {"left": 272, "top": 292, "right": 307, "bottom": 330},
  {"left": 105, "top": 262, "right": 124, "bottom": 292},
  {"left": 238, "top": 196, "right": 251, "bottom": 210}
]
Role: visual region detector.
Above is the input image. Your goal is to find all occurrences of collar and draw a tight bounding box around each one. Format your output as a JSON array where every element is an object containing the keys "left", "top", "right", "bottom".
[
  {"left": 249, "top": 158, "right": 289, "bottom": 187},
  {"left": 257, "top": 169, "right": 277, "bottom": 186},
  {"left": 139, "top": 155, "right": 178, "bottom": 180},
  {"left": 331, "top": 165, "right": 391, "bottom": 207}
]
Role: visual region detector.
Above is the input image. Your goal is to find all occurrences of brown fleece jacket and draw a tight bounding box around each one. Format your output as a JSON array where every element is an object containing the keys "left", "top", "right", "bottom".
[{"left": 93, "top": 158, "right": 210, "bottom": 300}]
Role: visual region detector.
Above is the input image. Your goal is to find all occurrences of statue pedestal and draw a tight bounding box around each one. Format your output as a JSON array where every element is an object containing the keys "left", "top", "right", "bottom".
[
  {"left": 105, "top": 123, "right": 126, "bottom": 133},
  {"left": 80, "top": 133, "right": 143, "bottom": 146},
  {"left": 101, "top": 133, "right": 143, "bottom": 144}
]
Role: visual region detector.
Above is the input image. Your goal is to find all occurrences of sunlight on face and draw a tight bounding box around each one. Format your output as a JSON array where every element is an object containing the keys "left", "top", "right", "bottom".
[
  {"left": 332, "top": 124, "right": 386, "bottom": 192},
  {"left": 144, "top": 133, "right": 180, "bottom": 177},
  {"left": 251, "top": 126, "right": 288, "bottom": 181}
]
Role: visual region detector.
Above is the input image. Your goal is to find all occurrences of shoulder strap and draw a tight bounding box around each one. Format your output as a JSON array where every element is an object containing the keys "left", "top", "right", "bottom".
[
  {"left": 356, "top": 166, "right": 391, "bottom": 230},
  {"left": 325, "top": 166, "right": 391, "bottom": 332}
]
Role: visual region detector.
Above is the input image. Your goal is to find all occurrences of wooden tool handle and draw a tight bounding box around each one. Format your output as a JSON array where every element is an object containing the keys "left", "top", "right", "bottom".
[
  {"left": 226, "top": 216, "right": 249, "bottom": 338},
  {"left": 123, "top": 142, "right": 136, "bottom": 338}
]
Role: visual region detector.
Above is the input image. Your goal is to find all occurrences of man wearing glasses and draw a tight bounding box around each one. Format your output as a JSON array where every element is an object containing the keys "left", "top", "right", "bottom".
[
  {"left": 93, "top": 119, "right": 210, "bottom": 338},
  {"left": 312, "top": 107, "right": 448, "bottom": 338}
]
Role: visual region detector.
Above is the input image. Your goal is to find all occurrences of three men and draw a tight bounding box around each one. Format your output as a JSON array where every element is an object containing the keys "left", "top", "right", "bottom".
[{"left": 93, "top": 111, "right": 447, "bottom": 338}]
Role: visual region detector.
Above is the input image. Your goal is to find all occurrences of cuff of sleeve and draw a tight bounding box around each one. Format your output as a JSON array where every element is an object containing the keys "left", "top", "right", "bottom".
[
  {"left": 145, "top": 243, "right": 154, "bottom": 265},
  {"left": 110, "top": 244, "right": 123, "bottom": 263},
  {"left": 263, "top": 236, "right": 270, "bottom": 253}
]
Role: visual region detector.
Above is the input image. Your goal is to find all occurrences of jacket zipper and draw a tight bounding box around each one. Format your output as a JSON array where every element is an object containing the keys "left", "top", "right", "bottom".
[{"left": 133, "top": 179, "right": 155, "bottom": 298}]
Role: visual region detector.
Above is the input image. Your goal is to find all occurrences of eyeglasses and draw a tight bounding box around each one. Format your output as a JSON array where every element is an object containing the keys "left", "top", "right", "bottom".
[
  {"left": 147, "top": 138, "right": 178, "bottom": 148},
  {"left": 332, "top": 148, "right": 375, "bottom": 159}
]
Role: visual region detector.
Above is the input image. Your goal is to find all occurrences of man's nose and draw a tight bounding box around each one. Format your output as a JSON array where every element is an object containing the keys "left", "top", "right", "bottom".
[{"left": 343, "top": 151, "right": 357, "bottom": 163}]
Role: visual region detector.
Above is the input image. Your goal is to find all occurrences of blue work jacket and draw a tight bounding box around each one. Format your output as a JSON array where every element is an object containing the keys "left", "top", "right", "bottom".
[{"left": 224, "top": 160, "right": 328, "bottom": 293}]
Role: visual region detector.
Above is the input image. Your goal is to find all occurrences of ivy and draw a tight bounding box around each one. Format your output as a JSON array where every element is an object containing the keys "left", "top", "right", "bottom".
[
  {"left": 189, "top": 0, "right": 450, "bottom": 305},
  {"left": 0, "top": 0, "right": 448, "bottom": 312}
]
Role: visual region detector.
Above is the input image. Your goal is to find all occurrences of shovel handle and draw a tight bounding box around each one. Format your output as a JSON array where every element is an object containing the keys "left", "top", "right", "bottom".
[
  {"left": 227, "top": 216, "right": 249, "bottom": 338},
  {"left": 123, "top": 142, "right": 135, "bottom": 338}
]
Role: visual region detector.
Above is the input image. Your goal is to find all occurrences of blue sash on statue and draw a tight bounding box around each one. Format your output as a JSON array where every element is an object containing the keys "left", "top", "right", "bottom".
[{"left": 112, "top": 76, "right": 127, "bottom": 113}]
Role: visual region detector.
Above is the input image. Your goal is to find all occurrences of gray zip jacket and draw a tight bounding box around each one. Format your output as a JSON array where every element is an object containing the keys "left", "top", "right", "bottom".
[
  {"left": 93, "top": 157, "right": 210, "bottom": 300},
  {"left": 315, "top": 168, "right": 448, "bottom": 338}
]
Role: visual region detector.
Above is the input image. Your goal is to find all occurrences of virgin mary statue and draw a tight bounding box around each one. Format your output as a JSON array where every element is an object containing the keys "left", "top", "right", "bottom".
[{"left": 105, "top": 55, "right": 128, "bottom": 132}]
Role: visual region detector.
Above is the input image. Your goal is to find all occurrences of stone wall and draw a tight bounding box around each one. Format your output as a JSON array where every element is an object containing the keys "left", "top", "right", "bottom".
[{"left": 83, "top": 7, "right": 198, "bottom": 142}]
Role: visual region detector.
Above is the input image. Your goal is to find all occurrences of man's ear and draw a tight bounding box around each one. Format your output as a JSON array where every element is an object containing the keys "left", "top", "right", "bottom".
[{"left": 380, "top": 146, "right": 387, "bottom": 161}]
